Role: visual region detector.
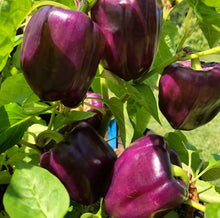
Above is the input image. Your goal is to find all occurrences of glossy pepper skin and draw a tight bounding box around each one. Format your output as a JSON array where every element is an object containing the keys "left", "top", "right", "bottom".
[
  {"left": 159, "top": 61, "right": 220, "bottom": 130},
  {"left": 20, "top": 6, "right": 105, "bottom": 107},
  {"left": 83, "top": 92, "right": 103, "bottom": 128},
  {"left": 104, "top": 134, "right": 188, "bottom": 218},
  {"left": 91, "top": 0, "right": 163, "bottom": 81},
  {"left": 40, "top": 122, "right": 117, "bottom": 205}
]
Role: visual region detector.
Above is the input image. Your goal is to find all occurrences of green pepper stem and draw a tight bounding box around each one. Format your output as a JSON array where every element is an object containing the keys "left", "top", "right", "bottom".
[
  {"left": 171, "top": 164, "right": 190, "bottom": 188},
  {"left": 184, "top": 200, "right": 206, "bottom": 212},
  {"left": 190, "top": 58, "right": 202, "bottom": 70}
]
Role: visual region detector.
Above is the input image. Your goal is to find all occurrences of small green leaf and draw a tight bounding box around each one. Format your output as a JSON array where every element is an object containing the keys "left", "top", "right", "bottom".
[
  {"left": 53, "top": 111, "right": 96, "bottom": 130},
  {"left": 3, "top": 162, "right": 70, "bottom": 218},
  {"left": 104, "top": 97, "right": 134, "bottom": 147},
  {"left": 201, "top": 154, "right": 220, "bottom": 181},
  {"left": 196, "top": 179, "right": 220, "bottom": 203},
  {"left": 206, "top": 203, "right": 220, "bottom": 218}
]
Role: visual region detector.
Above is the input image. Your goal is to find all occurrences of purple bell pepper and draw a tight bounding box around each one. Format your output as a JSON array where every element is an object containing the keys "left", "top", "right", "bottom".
[
  {"left": 40, "top": 122, "right": 117, "bottom": 205},
  {"left": 104, "top": 134, "right": 188, "bottom": 218},
  {"left": 159, "top": 61, "right": 220, "bottom": 130},
  {"left": 20, "top": 6, "right": 105, "bottom": 107},
  {"left": 91, "top": 0, "right": 163, "bottom": 81}
]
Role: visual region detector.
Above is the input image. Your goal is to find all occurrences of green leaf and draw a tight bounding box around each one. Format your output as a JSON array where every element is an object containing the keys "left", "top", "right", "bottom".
[
  {"left": 127, "top": 101, "right": 151, "bottom": 141},
  {"left": 101, "top": 71, "right": 160, "bottom": 123},
  {"left": 200, "top": 0, "right": 220, "bottom": 11},
  {"left": 206, "top": 203, "right": 220, "bottom": 218},
  {"left": 104, "top": 97, "right": 134, "bottom": 148},
  {"left": 3, "top": 162, "right": 70, "bottom": 218},
  {"left": 195, "top": 0, "right": 220, "bottom": 47},
  {"left": 201, "top": 154, "right": 220, "bottom": 181},
  {"left": 53, "top": 111, "right": 96, "bottom": 130},
  {"left": 0, "top": 0, "right": 32, "bottom": 71},
  {"left": 133, "top": 84, "right": 160, "bottom": 123},
  {"left": 165, "top": 132, "right": 189, "bottom": 164},
  {"left": 196, "top": 179, "right": 220, "bottom": 203},
  {"left": 0, "top": 103, "right": 31, "bottom": 153},
  {"left": 23, "top": 102, "right": 51, "bottom": 114},
  {"left": 165, "top": 131, "right": 202, "bottom": 171},
  {"left": 0, "top": 73, "right": 39, "bottom": 107},
  {"left": 152, "top": 21, "right": 178, "bottom": 72}
]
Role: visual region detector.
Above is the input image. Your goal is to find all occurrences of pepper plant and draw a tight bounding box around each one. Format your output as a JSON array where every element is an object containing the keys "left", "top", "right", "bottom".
[{"left": 0, "top": 0, "right": 220, "bottom": 217}]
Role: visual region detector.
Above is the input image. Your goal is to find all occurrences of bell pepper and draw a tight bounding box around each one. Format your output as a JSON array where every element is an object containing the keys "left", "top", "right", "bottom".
[
  {"left": 83, "top": 92, "right": 103, "bottom": 128},
  {"left": 159, "top": 61, "right": 220, "bottom": 130},
  {"left": 20, "top": 6, "right": 105, "bottom": 107},
  {"left": 91, "top": 0, "right": 163, "bottom": 81},
  {"left": 104, "top": 134, "right": 188, "bottom": 218},
  {"left": 40, "top": 122, "right": 117, "bottom": 205}
]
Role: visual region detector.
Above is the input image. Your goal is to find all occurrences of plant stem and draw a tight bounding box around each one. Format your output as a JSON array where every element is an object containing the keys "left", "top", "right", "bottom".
[
  {"left": 188, "top": 150, "right": 192, "bottom": 178},
  {"left": 100, "top": 72, "right": 109, "bottom": 101},
  {"left": 184, "top": 200, "right": 206, "bottom": 212},
  {"left": 11, "top": 103, "right": 59, "bottom": 129},
  {"left": 19, "top": 139, "right": 42, "bottom": 154},
  {"left": 181, "top": 46, "right": 220, "bottom": 61},
  {"left": 134, "top": 54, "right": 179, "bottom": 84},
  {"left": 134, "top": 45, "right": 220, "bottom": 84},
  {"left": 194, "top": 161, "right": 204, "bottom": 179},
  {"left": 191, "top": 58, "right": 202, "bottom": 70},
  {"left": 120, "top": 93, "right": 129, "bottom": 103},
  {"left": 177, "top": 7, "right": 194, "bottom": 52},
  {"left": 191, "top": 166, "right": 209, "bottom": 183},
  {"left": 47, "top": 103, "right": 58, "bottom": 130}
]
